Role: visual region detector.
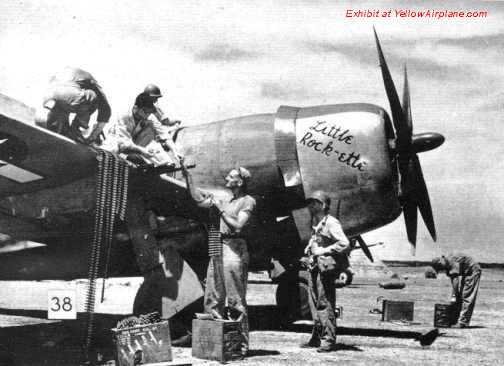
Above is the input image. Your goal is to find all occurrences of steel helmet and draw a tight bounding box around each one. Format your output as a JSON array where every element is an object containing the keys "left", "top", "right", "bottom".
[
  {"left": 306, "top": 190, "right": 331, "bottom": 207},
  {"left": 143, "top": 84, "right": 162, "bottom": 98},
  {"left": 431, "top": 256, "right": 446, "bottom": 272}
]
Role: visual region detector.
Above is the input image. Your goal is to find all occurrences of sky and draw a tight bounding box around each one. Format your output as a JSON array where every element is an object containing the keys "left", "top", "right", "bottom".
[{"left": 0, "top": 0, "right": 503, "bottom": 262}]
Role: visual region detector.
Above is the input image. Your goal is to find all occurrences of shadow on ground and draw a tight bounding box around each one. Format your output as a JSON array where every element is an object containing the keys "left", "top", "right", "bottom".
[
  {"left": 249, "top": 305, "right": 436, "bottom": 340},
  {"left": 0, "top": 305, "right": 442, "bottom": 365},
  {"left": 0, "top": 309, "right": 122, "bottom": 365},
  {"left": 247, "top": 349, "right": 281, "bottom": 357},
  {"left": 334, "top": 344, "right": 363, "bottom": 352}
]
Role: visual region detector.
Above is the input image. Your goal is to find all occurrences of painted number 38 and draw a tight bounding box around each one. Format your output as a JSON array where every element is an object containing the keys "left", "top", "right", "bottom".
[
  {"left": 47, "top": 289, "right": 77, "bottom": 319},
  {"left": 50, "top": 296, "right": 73, "bottom": 312}
]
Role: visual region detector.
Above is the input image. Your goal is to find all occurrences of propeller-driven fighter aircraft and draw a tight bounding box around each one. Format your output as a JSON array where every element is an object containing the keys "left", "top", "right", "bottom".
[{"left": 0, "top": 31, "right": 444, "bottom": 326}]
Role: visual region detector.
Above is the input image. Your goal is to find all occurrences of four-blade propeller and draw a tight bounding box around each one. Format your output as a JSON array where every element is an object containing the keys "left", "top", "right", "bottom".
[{"left": 373, "top": 28, "right": 445, "bottom": 251}]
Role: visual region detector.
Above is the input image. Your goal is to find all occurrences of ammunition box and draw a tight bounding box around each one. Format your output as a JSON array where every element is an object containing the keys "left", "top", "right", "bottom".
[
  {"left": 381, "top": 300, "right": 414, "bottom": 322},
  {"left": 112, "top": 321, "right": 172, "bottom": 366},
  {"left": 434, "top": 303, "right": 459, "bottom": 328},
  {"left": 192, "top": 319, "right": 243, "bottom": 362}
]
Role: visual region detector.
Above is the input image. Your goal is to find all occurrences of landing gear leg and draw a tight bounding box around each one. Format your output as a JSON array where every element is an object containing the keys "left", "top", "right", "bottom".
[
  {"left": 132, "top": 266, "right": 203, "bottom": 344},
  {"left": 275, "top": 270, "right": 312, "bottom": 325}
]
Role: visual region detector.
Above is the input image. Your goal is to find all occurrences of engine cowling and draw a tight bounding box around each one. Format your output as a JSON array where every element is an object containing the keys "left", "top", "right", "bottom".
[{"left": 274, "top": 104, "right": 401, "bottom": 239}]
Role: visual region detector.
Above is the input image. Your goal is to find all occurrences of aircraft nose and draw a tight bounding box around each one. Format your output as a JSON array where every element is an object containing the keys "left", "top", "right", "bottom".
[{"left": 411, "top": 132, "right": 445, "bottom": 153}]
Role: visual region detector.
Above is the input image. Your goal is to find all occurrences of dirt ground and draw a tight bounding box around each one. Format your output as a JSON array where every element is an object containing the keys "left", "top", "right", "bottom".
[{"left": 0, "top": 266, "right": 503, "bottom": 366}]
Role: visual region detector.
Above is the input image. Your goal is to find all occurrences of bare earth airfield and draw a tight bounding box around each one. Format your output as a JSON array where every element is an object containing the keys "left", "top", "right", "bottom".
[{"left": 1, "top": 265, "right": 503, "bottom": 365}]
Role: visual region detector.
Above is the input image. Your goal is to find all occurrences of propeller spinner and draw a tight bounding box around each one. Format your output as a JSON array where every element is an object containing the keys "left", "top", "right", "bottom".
[{"left": 373, "top": 28, "right": 445, "bottom": 251}]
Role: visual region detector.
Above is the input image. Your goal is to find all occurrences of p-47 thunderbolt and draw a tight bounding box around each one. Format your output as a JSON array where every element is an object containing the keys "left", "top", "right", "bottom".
[{"left": 0, "top": 30, "right": 444, "bottom": 327}]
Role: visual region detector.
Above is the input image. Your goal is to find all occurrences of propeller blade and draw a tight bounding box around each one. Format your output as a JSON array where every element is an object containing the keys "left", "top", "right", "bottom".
[
  {"left": 373, "top": 28, "right": 407, "bottom": 149},
  {"left": 402, "top": 65, "right": 413, "bottom": 145},
  {"left": 403, "top": 162, "right": 418, "bottom": 247},
  {"left": 398, "top": 65, "right": 414, "bottom": 194},
  {"left": 412, "top": 155, "right": 437, "bottom": 241},
  {"left": 403, "top": 196, "right": 418, "bottom": 248},
  {"left": 356, "top": 235, "right": 374, "bottom": 263}
]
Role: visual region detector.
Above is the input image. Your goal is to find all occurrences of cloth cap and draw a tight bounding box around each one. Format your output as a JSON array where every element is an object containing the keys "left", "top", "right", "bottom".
[
  {"left": 237, "top": 166, "right": 251, "bottom": 181},
  {"left": 306, "top": 190, "right": 331, "bottom": 206}
]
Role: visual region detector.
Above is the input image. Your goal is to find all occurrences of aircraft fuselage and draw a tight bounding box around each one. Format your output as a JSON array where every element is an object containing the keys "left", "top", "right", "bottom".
[{"left": 0, "top": 103, "right": 402, "bottom": 280}]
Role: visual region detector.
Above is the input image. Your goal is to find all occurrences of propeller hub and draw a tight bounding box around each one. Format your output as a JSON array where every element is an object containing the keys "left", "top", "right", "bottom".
[{"left": 412, "top": 132, "right": 445, "bottom": 153}]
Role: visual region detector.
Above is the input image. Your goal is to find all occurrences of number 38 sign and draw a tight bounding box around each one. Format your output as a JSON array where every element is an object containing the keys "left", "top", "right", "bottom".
[{"left": 47, "top": 289, "right": 77, "bottom": 319}]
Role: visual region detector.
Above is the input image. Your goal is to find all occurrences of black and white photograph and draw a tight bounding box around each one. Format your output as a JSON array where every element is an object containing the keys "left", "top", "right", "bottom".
[{"left": 0, "top": 1, "right": 502, "bottom": 365}]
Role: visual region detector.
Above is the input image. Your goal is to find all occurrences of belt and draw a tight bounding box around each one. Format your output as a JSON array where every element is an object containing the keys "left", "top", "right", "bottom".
[{"left": 221, "top": 233, "right": 245, "bottom": 239}]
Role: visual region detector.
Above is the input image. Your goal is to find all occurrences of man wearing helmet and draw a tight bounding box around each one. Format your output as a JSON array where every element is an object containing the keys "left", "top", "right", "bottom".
[
  {"left": 106, "top": 84, "right": 183, "bottom": 165},
  {"left": 35, "top": 67, "right": 111, "bottom": 144},
  {"left": 302, "top": 190, "right": 350, "bottom": 352}
]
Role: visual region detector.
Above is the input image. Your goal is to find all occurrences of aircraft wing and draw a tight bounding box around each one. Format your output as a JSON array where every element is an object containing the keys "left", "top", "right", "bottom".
[
  {"left": 0, "top": 93, "right": 96, "bottom": 198},
  {"left": 131, "top": 171, "right": 231, "bottom": 222}
]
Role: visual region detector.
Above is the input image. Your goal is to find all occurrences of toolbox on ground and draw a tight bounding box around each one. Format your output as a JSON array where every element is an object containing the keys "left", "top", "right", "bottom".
[
  {"left": 381, "top": 300, "right": 414, "bottom": 322},
  {"left": 192, "top": 319, "right": 243, "bottom": 362},
  {"left": 112, "top": 320, "right": 172, "bottom": 366},
  {"left": 434, "top": 303, "right": 459, "bottom": 328}
]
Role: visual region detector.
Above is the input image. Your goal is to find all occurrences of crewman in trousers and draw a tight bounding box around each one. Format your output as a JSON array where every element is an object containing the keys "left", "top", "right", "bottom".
[
  {"left": 35, "top": 67, "right": 111, "bottom": 144},
  {"left": 431, "top": 253, "right": 482, "bottom": 328},
  {"left": 181, "top": 162, "right": 256, "bottom": 357},
  {"left": 302, "top": 190, "right": 350, "bottom": 352}
]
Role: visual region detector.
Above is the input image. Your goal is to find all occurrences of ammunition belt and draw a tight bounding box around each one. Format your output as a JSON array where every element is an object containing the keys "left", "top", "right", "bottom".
[
  {"left": 82, "top": 149, "right": 129, "bottom": 362},
  {"left": 116, "top": 312, "right": 162, "bottom": 330},
  {"left": 207, "top": 222, "right": 222, "bottom": 257}
]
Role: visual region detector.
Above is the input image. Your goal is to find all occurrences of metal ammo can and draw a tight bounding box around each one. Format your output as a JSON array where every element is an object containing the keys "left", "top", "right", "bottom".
[{"left": 434, "top": 303, "right": 458, "bottom": 328}]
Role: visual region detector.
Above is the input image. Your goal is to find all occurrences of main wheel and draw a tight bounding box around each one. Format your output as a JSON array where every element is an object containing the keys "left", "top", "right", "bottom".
[{"left": 338, "top": 268, "right": 354, "bottom": 286}]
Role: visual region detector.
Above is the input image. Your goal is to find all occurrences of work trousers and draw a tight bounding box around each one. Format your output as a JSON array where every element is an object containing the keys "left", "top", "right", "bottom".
[
  {"left": 307, "top": 267, "right": 337, "bottom": 346},
  {"left": 455, "top": 270, "right": 482, "bottom": 325},
  {"left": 204, "top": 238, "right": 249, "bottom": 355},
  {"left": 44, "top": 84, "right": 98, "bottom": 139}
]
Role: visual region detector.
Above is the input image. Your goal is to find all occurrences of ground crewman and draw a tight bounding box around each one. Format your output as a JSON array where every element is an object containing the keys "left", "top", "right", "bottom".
[
  {"left": 431, "top": 253, "right": 482, "bottom": 328},
  {"left": 35, "top": 67, "right": 111, "bottom": 144},
  {"left": 182, "top": 163, "right": 256, "bottom": 357},
  {"left": 105, "top": 84, "right": 182, "bottom": 166},
  {"left": 302, "top": 190, "right": 350, "bottom": 352}
]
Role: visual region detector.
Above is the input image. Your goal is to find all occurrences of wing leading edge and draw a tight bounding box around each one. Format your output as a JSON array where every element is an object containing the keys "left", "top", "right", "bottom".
[{"left": 0, "top": 93, "right": 97, "bottom": 197}]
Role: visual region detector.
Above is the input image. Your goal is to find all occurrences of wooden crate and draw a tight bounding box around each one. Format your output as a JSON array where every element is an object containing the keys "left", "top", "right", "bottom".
[
  {"left": 192, "top": 319, "right": 243, "bottom": 362},
  {"left": 434, "top": 303, "right": 459, "bottom": 328},
  {"left": 112, "top": 321, "right": 172, "bottom": 366},
  {"left": 381, "top": 300, "right": 414, "bottom": 322}
]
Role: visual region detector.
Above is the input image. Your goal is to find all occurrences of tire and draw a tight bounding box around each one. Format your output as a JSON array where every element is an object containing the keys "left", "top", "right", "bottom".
[{"left": 338, "top": 269, "right": 354, "bottom": 286}]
